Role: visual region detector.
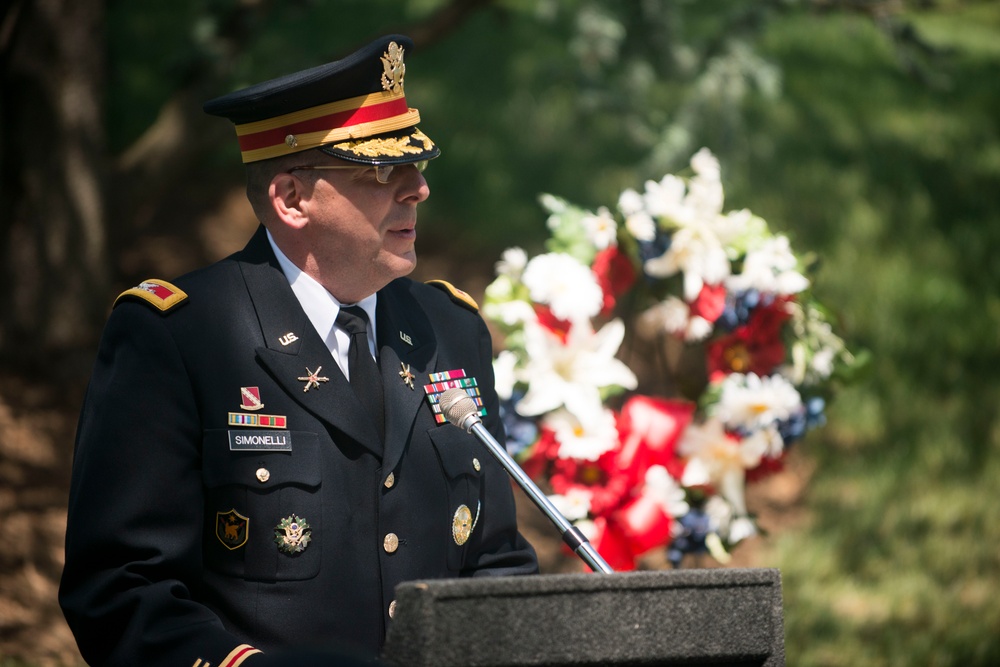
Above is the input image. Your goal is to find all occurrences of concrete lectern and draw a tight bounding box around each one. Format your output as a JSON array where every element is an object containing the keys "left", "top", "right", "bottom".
[{"left": 381, "top": 568, "right": 785, "bottom": 667}]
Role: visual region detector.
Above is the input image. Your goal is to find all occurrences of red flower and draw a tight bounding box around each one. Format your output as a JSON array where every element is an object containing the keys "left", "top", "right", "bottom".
[
  {"left": 592, "top": 246, "right": 637, "bottom": 316},
  {"left": 690, "top": 283, "right": 727, "bottom": 323},
  {"left": 520, "top": 427, "right": 560, "bottom": 481},
  {"left": 707, "top": 299, "right": 791, "bottom": 382},
  {"left": 611, "top": 492, "right": 676, "bottom": 557},
  {"left": 532, "top": 304, "right": 571, "bottom": 343},
  {"left": 590, "top": 517, "right": 639, "bottom": 572},
  {"left": 746, "top": 450, "right": 787, "bottom": 483},
  {"left": 614, "top": 396, "right": 695, "bottom": 488}
]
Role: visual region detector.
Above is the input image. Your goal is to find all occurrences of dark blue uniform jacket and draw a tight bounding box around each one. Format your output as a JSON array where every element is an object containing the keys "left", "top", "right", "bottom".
[{"left": 60, "top": 226, "right": 537, "bottom": 666}]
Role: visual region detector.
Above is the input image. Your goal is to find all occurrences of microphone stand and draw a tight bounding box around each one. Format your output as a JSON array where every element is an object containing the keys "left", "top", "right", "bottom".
[{"left": 441, "top": 390, "right": 614, "bottom": 574}]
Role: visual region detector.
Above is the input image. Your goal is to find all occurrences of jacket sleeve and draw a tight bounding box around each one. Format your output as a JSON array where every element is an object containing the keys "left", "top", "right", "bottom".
[
  {"left": 461, "top": 314, "right": 538, "bottom": 577},
  {"left": 59, "top": 304, "right": 261, "bottom": 667}
]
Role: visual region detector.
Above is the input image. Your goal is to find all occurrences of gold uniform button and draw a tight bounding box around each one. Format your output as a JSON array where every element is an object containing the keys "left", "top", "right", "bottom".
[
  {"left": 472, "top": 458, "right": 481, "bottom": 472},
  {"left": 383, "top": 532, "right": 399, "bottom": 553},
  {"left": 255, "top": 467, "right": 270, "bottom": 483},
  {"left": 384, "top": 472, "right": 395, "bottom": 489},
  {"left": 388, "top": 599, "right": 397, "bottom": 618}
]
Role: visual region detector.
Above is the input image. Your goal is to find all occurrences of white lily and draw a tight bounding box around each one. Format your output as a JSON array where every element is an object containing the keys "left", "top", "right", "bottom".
[
  {"left": 515, "top": 318, "right": 637, "bottom": 430},
  {"left": 521, "top": 252, "right": 604, "bottom": 323},
  {"left": 677, "top": 417, "right": 767, "bottom": 518},
  {"left": 726, "top": 235, "right": 809, "bottom": 296}
]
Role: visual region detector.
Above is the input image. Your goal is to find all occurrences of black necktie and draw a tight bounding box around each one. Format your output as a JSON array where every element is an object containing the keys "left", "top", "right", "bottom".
[{"left": 336, "top": 306, "right": 385, "bottom": 444}]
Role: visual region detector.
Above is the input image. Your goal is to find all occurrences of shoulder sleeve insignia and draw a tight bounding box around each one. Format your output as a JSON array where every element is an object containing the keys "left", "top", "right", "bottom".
[
  {"left": 425, "top": 279, "right": 478, "bottom": 312},
  {"left": 113, "top": 279, "right": 188, "bottom": 313}
]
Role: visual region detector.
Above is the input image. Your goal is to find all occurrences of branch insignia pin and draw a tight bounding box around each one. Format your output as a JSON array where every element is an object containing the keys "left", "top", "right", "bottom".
[
  {"left": 399, "top": 362, "right": 415, "bottom": 390},
  {"left": 297, "top": 366, "right": 329, "bottom": 392}
]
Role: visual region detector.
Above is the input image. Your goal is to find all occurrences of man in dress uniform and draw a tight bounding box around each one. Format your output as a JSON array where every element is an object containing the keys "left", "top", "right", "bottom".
[{"left": 59, "top": 34, "right": 538, "bottom": 667}]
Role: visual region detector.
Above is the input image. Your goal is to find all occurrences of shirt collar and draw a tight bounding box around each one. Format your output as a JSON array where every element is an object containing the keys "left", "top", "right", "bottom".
[{"left": 266, "top": 228, "right": 378, "bottom": 343}]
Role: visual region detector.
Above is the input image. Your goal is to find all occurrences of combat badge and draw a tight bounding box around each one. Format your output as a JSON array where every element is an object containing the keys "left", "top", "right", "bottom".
[
  {"left": 275, "top": 515, "right": 311, "bottom": 555},
  {"left": 216, "top": 509, "right": 249, "bottom": 550}
]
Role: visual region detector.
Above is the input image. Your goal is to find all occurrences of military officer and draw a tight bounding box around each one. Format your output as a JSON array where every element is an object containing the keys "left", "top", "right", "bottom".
[{"left": 59, "top": 34, "right": 538, "bottom": 667}]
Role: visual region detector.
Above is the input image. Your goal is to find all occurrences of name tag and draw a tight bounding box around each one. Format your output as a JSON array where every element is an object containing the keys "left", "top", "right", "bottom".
[{"left": 228, "top": 430, "right": 292, "bottom": 451}]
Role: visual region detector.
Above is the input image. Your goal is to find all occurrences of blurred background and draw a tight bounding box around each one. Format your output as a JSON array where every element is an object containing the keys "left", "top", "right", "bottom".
[{"left": 1, "top": 0, "right": 998, "bottom": 665}]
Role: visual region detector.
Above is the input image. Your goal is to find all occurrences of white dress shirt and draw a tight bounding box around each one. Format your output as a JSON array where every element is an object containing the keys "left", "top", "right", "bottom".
[{"left": 266, "top": 229, "right": 377, "bottom": 381}]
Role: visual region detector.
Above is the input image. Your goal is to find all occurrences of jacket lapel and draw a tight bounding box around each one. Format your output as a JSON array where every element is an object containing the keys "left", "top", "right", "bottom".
[
  {"left": 377, "top": 281, "right": 437, "bottom": 472},
  {"left": 237, "top": 227, "right": 381, "bottom": 454}
]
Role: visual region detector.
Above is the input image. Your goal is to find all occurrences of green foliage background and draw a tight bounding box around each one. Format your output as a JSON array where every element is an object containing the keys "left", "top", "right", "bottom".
[{"left": 102, "top": 1, "right": 1000, "bottom": 664}]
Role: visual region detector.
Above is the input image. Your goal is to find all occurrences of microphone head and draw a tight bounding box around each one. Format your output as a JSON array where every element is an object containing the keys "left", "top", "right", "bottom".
[{"left": 439, "top": 388, "right": 482, "bottom": 431}]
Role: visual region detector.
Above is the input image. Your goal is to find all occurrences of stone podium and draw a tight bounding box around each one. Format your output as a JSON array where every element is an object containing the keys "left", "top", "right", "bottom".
[{"left": 381, "top": 568, "right": 784, "bottom": 667}]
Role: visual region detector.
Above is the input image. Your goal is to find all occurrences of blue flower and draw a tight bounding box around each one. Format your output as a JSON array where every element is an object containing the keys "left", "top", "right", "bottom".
[{"left": 500, "top": 395, "right": 539, "bottom": 457}]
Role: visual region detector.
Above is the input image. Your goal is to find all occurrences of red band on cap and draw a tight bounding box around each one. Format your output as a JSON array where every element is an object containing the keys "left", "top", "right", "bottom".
[{"left": 237, "top": 97, "right": 410, "bottom": 153}]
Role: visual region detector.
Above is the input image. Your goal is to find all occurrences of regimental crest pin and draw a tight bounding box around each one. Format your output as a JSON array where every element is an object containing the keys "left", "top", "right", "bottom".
[
  {"left": 239, "top": 386, "right": 264, "bottom": 411},
  {"left": 216, "top": 509, "right": 249, "bottom": 550}
]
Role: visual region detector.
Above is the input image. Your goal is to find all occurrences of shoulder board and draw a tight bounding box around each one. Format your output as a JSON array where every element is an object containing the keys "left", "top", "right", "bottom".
[
  {"left": 113, "top": 279, "right": 188, "bottom": 313},
  {"left": 425, "top": 279, "right": 478, "bottom": 312}
]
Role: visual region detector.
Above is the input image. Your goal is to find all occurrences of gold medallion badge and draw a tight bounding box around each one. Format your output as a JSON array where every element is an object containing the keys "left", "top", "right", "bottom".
[
  {"left": 452, "top": 504, "right": 473, "bottom": 546},
  {"left": 274, "top": 515, "right": 312, "bottom": 555}
]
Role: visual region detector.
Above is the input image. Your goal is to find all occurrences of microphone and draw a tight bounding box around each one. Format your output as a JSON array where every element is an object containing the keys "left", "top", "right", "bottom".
[{"left": 439, "top": 388, "right": 614, "bottom": 574}]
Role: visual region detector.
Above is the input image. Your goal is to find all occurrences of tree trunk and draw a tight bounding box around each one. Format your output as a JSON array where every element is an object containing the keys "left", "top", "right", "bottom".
[{"left": 0, "top": 0, "right": 109, "bottom": 364}]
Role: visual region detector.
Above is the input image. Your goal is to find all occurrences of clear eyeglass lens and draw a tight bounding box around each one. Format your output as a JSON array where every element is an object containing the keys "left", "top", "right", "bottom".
[{"left": 374, "top": 160, "right": 428, "bottom": 184}]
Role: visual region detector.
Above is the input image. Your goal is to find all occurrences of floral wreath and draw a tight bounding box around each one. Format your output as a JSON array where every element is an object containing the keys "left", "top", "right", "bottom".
[{"left": 484, "top": 148, "right": 861, "bottom": 571}]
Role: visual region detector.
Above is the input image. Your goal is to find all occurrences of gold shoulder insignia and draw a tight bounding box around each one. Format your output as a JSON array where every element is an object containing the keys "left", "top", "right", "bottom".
[
  {"left": 425, "top": 279, "right": 478, "bottom": 312},
  {"left": 114, "top": 279, "right": 188, "bottom": 313}
]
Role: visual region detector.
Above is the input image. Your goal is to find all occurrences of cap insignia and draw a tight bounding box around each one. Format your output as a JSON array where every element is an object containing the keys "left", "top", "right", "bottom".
[{"left": 381, "top": 41, "right": 406, "bottom": 94}]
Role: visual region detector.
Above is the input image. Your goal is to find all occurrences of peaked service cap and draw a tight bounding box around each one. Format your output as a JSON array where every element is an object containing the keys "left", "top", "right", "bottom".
[{"left": 203, "top": 34, "right": 439, "bottom": 165}]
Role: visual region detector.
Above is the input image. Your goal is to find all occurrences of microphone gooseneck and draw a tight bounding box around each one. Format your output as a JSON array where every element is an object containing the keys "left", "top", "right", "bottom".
[{"left": 439, "top": 388, "right": 614, "bottom": 574}]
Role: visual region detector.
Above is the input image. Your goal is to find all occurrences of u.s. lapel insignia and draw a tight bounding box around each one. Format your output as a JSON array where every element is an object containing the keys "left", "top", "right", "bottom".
[
  {"left": 239, "top": 386, "right": 264, "bottom": 411},
  {"left": 279, "top": 332, "right": 299, "bottom": 346},
  {"left": 399, "top": 330, "right": 413, "bottom": 346},
  {"left": 216, "top": 509, "right": 249, "bottom": 550},
  {"left": 275, "top": 515, "right": 311, "bottom": 554},
  {"left": 297, "top": 366, "right": 329, "bottom": 392},
  {"left": 423, "top": 369, "right": 486, "bottom": 424},
  {"left": 399, "top": 362, "right": 415, "bottom": 390},
  {"left": 452, "top": 504, "right": 473, "bottom": 545}
]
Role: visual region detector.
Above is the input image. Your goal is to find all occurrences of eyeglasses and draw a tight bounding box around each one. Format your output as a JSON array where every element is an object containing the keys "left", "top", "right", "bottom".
[{"left": 288, "top": 160, "right": 428, "bottom": 185}]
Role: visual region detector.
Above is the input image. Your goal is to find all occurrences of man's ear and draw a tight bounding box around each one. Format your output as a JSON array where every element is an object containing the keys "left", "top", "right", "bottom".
[{"left": 269, "top": 172, "right": 309, "bottom": 229}]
